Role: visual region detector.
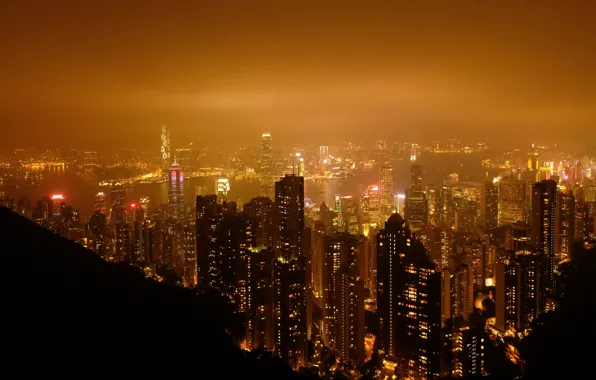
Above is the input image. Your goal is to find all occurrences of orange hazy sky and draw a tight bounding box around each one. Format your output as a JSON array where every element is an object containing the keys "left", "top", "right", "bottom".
[{"left": 1, "top": 1, "right": 596, "bottom": 149}]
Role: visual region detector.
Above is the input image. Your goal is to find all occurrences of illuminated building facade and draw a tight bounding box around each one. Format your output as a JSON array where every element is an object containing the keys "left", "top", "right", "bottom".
[
  {"left": 95, "top": 192, "right": 106, "bottom": 214},
  {"left": 405, "top": 189, "right": 428, "bottom": 229},
  {"left": 377, "top": 214, "right": 441, "bottom": 379},
  {"left": 498, "top": 179, "right": 527, "bottom": 226},
  {"left": 110, "top": 183, "right": 126, "bottom": 225},
  {"left": 274, "top": 174, "right": 304, "bottom": 261},
  {"left": 334, "top": 265, "right": 366, "bottom": 366},
  {"left": 449, "top": 326, "right": 487, "bottom": 378},
  {"left": 195, "top": 194, "right": 220, "bottom": 284},
  {"left": 482, "top": 181, "right": 498, "bottom": 231},
  {"left": 242, "top": 196, "right": 275, "bottom": 248},
  {"left": 322, "top": 233, "right": 359, "bottom": 347},
  {"left": 379, "top": 165, "right": 394, "bottom": 226},
  {"left": 505, "top": 222, "right": 532, "bottom": 252},
  {"left": 260, "top": 133, "right": 274, "bottom": 198},
  {"left": 340, "top": 195, "right": 359, "bottom": 234},
  {"left": 245, "top": 247, "right": 274, "bottom": 350},
  {"left": 216, "top": 178, "right": 230, "bottom": 202},
  {"left": 411, "top": 163, "right": 423, "bottom": 192},
  {"left": 167, "top": 163, "right": 184, "bottom": 220},
  {"left": 182, "top": 223, "right": 196, "bottom": 286},
  {"left": 160, "top": 125, "right": 171, "bottom": 168},
  {"left": 556, "top": 188, "right": 575, "bottom": 261},
  {"left": 442, "top": 255, "right": 474, "bottom": 324},
  {"left": 87, "top": 210, "right": 107, "bottom": 258},
  {"left": 274, "top": 257, "right": 308, "bottom": 370},
  {"left": 495, "top": 249, "right": 544, "bottom": 332},
  {"left": 361, "top": 185, "right": 380, "bottom": 230},
  {"left": 531, "top": 180, "right": 557, "bottom": 290},
  {"left": 426, "top": 185, "right": 437, "bottom": 225}
]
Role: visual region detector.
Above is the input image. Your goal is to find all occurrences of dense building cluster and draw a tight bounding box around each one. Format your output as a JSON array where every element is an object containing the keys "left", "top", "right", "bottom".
[{"left": 1, "top": 132, "right": 595, "bottom": 379}]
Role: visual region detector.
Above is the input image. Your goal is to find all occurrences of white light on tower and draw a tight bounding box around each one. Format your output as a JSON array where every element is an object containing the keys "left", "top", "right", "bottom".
[{"left": 161, "top": 125, "right": 171, "bottom": 166}]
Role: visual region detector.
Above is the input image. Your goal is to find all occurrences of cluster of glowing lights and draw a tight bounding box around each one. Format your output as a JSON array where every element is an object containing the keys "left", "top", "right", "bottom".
[{"left": 51, "top": 194, "right": 64, "bottom": 200}]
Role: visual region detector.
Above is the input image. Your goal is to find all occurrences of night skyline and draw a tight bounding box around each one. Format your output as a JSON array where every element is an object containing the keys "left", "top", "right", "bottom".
[{"left": 3, "top": 1, "right": 596, "bottom": 149}]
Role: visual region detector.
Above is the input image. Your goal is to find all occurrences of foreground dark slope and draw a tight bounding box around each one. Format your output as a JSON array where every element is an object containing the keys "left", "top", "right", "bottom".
[{"left": 0, "top": 207, "right": 301, "bottom": 379}]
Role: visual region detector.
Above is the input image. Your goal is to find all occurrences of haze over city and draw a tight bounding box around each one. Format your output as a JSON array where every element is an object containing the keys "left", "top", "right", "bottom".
[
  {"left": 1, "top": 2, "right": 595, "bottom": 380},
  {"left": 3, "top": 1, "right": 596, "bottom": 149}
]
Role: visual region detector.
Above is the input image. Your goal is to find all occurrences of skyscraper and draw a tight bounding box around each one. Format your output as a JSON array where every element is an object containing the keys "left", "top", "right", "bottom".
[
  {"left": 334, "top": 265, "right": 366, "bottom": 367},
  {"left": 556, "top": 188, "right": 575, "bottom": 261},
  {"left": 498, "top": 179, "right": 527, "bottom": 225},
  {"left": 340, "top": 195, "right": 359, "bottom": 234},
  {"left": 482, "top": 181, "right": 498, "bottom": 231},
  {"left": 411, "top": 163, "right": 423, "bottom": 192},
  {"left": 243, "top": 197, "right": 275, "bottom": 248},
  {"left": 216, "top": 178, "right": 230, "bottom": 202},
  {"left": 405, "top": 188, "right": 428, "bottom": 229},
  {"left": 110, "top": 183, "right": 126, "bottom": 225},
  {"left": 379, "top": 165, "right": 394, "bottom": 225},
  {"left": 274, "top": 257, "right": 308, "bottom": 369},
  {"left": 260, "top": 133, "right": 274, "bottom": 198},
  {"left": 167, "top": 163, "right": 184, "bottom": 220},
  {"left": 160, "top": 125, "right": 171, "bottom": 168},
  {"left": 495, "top": 249, "right": 545, "bottom": 332},
  {"left": 426, "top": 185, "right": 437, "bottom": 226},
  {"left": 531, "top": 180, "right": 557, "bottom": 290},
  {"left": 274, "top": 174, "right": 304, "bottom": 261},
  {"left": 361, "top": 185, "right": 380, "bottom": 230},
  {"left": 195, "top": 195, "right": 220, "bottom": 284},
  {"left": 95, "top": 192, "right": 106, "bottom": 214},
  {"left": 322, "top": 233, "right": 359, "bottom": 347},
  {"left": 505, "top": 222, "right": 532, "bottom": 252},
  {"left": 442, "top": 255, "right": 474, "bottom": 324},
  {"left": 377, "top": 214, "right": 441, "bottom": 379}
]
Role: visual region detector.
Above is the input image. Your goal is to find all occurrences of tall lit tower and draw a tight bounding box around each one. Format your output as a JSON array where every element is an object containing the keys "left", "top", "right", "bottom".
[
  {"left": 531, "top": 180, "right": 557, "bottom": 290},
  {"left": 379, "top": 165, "right": 394, "bottom": 225},
  {"left": 167, "top": 163, "right": 184, "bottom": 220},
  {"left": 482, "top": 181, "right": 498, "bottom": 231},
  {"left": 377, "top": 214, "right": 441, "bottom": 378},
  {"left": 160, "top": 125, "right": 171, "bottom": 168},
  {"left": 274, "top": 174, "right": 305, "bottom": 261},
  {"left": 498, "top": 179, "right": 527, "bottom": 225},
  {"left": 110, "top": 183, "right": 126, "bottom": 226},
  {"left": 410, "top": 163, "right": 423, "bottom": 192},
  {"left": 261, "top": 133, "right": 274, "bottom": 198},
  {"left": 556, "top": 188, "right": 575, "bottom": 261},
  {"left": 95, "top": 192, "right": 107, "bottom": 214}
]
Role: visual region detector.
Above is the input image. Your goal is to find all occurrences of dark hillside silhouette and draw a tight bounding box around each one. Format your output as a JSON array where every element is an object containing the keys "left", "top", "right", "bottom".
[
  {"left": 0, "top": 207, "right": 307, "bottom": 379},
  {"left": 520, "top": 241, "right": 596, "bottom": 379}
]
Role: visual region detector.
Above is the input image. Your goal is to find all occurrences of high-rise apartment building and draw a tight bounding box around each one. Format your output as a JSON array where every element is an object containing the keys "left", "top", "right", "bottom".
[
  {"left": 334, "top": 265, "right": 366, "bottom": 366},
  {"left": 377, "top": 214, "right": 441, "bottom": 379},
  {"left": 411, "top": 164, "right": 423, "bottom": 192},
  {"left": 495, "top": 249, "right": 545, "bottom": 332},
  {"left": 110, "top": 183, "right": 126, "bottom": 226},
  {"left": 405, "top": 189, "right": 428, "bottom": 229},
  {"left": 167, "top": 163, "right": 184, "bottom": 220},
  {"left": 260, "top": 133, "right": 274, "bottom": 198},
  {"left": 379, "top": 165, "right": 395, "bottom": 226},
  {"left": 442, "top": 255, "right": 474, "bottom": 324},
  {"left": 531, "top": 180, "right": 557, "bottom": 290},
  {"left": 426, "top": 185, "right": 437, "bottom": 226},
  {"left": 482, "top": 181, "right": 498, "bottom": 231},
  {"left": 243, "top": 197, "right": 275, "bottom": 248},
  {"left": 274, "top": 257, "right": 308, "bottom": 369},
  {"left": 340, "top": 195, "right": 359, "bottom": 234},
  {"left": 498, "top": 179, "right": 527, "bottom": 226},
  {"left": 322, "top": 233, "right": 359, "bottom": 347},
  {"left": 274, "top": 174, "right": 304, "bottom": 261},
  {"left": 556, "top": 188, "right": 575, "bottom": 261},
  {"left": 195, "top": 195, "right": 220, "bottom": 284}
]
